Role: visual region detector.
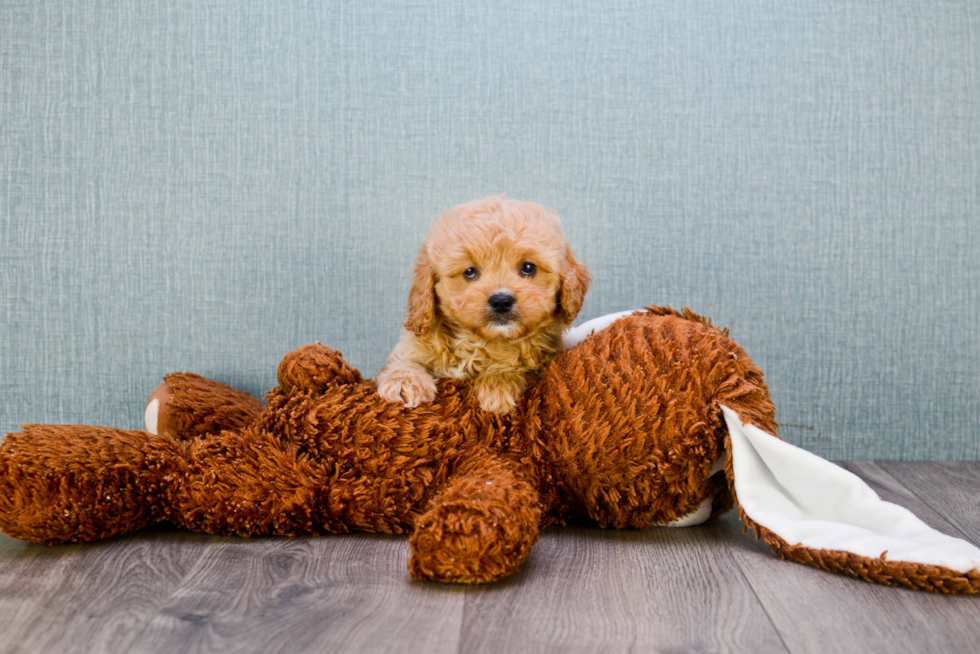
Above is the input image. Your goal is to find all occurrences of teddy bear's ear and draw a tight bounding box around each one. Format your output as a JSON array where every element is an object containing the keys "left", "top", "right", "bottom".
[
  {"left": 404, "top": 246, "right": 437, "bottom": 336},
  {"left": 556, "top": 246, "right": 591, "bottom": 323}
]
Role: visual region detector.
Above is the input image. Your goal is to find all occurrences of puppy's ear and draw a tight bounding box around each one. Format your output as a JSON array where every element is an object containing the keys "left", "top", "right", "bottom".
[
  {"left": 404, "top": 246, "right": 437, "bottom": 335},
  {"left": 556, "top": 247, "right": 591, "bottom": 323}
]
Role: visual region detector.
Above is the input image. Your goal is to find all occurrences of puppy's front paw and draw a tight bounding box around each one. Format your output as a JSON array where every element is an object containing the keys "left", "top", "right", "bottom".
[
  {"left": 377, "top": 367, "right": 437, "bottom": 408},
  {"left": 474, "top": 383, "right": 518, "bottom": 414}
]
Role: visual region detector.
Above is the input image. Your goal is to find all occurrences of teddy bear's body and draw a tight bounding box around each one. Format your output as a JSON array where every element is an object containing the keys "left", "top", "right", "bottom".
[
  {"left": 0, "top": 308, "right": 769, "bottom": 582},
  {"left": 2, "top": 306, "right": 976, "bottom": 592}
]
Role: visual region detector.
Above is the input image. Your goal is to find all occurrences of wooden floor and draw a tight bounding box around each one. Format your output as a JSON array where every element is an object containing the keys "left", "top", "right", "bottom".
[{"left": 0, "top": 462, "right": 978, "bottom": 654}]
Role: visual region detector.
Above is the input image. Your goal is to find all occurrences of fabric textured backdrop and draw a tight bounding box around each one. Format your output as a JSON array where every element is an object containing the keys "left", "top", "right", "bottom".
[{"left": 1, "top": 0, "right": 978, "bottom": 460}]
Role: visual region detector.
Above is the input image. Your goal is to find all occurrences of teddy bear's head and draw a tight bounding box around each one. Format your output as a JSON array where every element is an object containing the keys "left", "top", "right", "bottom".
[{"left": 518, "top": 313, "right": 732, "bottom": 529}]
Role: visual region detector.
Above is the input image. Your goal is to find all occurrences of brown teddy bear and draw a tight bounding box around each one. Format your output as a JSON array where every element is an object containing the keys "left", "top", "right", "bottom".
[{"left": 1, "top": 307, "right": 977, "bottom": 593}]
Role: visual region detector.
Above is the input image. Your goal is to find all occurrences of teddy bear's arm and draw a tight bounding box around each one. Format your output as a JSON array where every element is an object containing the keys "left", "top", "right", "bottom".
[
  {"left": 408, "top": 448, "right": 542, "bottom": 584},
  {"left": 277, "top": 343, "right": 362, "bottom": 395}
]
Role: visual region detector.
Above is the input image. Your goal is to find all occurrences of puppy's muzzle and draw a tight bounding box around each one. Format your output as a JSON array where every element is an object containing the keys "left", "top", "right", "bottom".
[{"left": 488, "top": 293, "right": 516, "bottom": 317}]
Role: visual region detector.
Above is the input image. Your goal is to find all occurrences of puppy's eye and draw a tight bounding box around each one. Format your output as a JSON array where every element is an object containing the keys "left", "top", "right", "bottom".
[
  {"left": 463, "top": 267, "right": 479, "bottom": 280},
  {"left": 520, "top": 262, "right": 537, "bottom": 276}
]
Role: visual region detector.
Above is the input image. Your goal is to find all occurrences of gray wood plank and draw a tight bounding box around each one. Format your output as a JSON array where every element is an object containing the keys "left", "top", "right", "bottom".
[
  {"left": 878, "top": 462, "right": 980, "bottom": 543},
  {"left": 720, "top": 462, "right": 980, "bottom": 654},
  {"left": 0, "top": 536, "right": 90, "bottom": 649},
  {"left": 2, "top": 463, "right": 979, "bottom": 654},
  {"left": 132, "top": 534, "right": 464, "bottom": 654},
  {"left": 0, "top": 526, "right": 215, "bottom": 654},
  {"left": 460, "top": 525, "right": 788, "bottom": 654}
]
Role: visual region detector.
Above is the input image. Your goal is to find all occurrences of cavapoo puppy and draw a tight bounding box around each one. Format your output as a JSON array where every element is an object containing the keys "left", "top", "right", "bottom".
[{"left": 375, "top": 195, "right": 591, "bottom": 413}]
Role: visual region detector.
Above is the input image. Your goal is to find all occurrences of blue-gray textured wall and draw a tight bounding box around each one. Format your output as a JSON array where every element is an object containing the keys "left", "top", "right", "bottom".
[{"left": 2, "top": 1, "right": 978, "bottom": 460}]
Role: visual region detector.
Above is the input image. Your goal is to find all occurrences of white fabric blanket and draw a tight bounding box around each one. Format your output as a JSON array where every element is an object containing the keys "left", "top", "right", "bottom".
[{"left": 564, "top": 311, "right": 980, "bottom": 573}]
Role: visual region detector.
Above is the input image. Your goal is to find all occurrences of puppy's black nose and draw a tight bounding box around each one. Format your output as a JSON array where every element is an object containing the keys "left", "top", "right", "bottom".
[{"left": 488, "top": 293, "right": 516, "bottom": 314}]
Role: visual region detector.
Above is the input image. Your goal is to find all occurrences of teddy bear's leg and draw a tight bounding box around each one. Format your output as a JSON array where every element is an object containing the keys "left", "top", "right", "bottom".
[
  {"left": 145, "top": 373, "right": 263, "bottom": 440},
  {"left": 162, "top": 426, "right": 332, "bottom": 538},
  {"left": 0, "top": 425, "right": 180, "bottom": 544},
  {"left": 0, "top": 423, "right": 330, "bottom": 543},
  {"left": 408, "top": 449, "right": 542, "bottom": 584}
]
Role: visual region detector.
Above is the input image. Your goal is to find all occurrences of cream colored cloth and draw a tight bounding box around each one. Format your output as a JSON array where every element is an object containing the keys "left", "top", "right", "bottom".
[
  {"left": 722, "top": 405, "right": 980, "bottom": 573},
  {"left": 566, "top": 311, "right": 980, "bottom": 570}
]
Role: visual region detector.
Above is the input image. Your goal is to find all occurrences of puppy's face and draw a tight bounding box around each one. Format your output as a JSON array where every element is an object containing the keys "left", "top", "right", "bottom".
[
  {"left": 405, "top": 196, "right": 590, "bottom": 342},
  {"left": 434, "top": 233, "right": 561, "bottom": 341}
]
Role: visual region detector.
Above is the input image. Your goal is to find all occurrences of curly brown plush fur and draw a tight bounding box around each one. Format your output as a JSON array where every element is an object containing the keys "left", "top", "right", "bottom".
[{"left": 0, "top": 307, "right": 976, "bottom": 592}]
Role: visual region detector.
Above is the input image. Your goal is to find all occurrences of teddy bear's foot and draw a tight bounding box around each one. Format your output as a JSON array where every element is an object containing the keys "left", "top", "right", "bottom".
[
  {"left": 0, "top": 424, "right": 179, "bottom": 544},
  {"left": 144, "top": 382, "right": 177, "bottom": 437},
  {"left": 409, "top": 450, "right": 541, "bottom": 584},
  {"left": 145, "top": 373, "right": 264, "bottom": 440}
]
